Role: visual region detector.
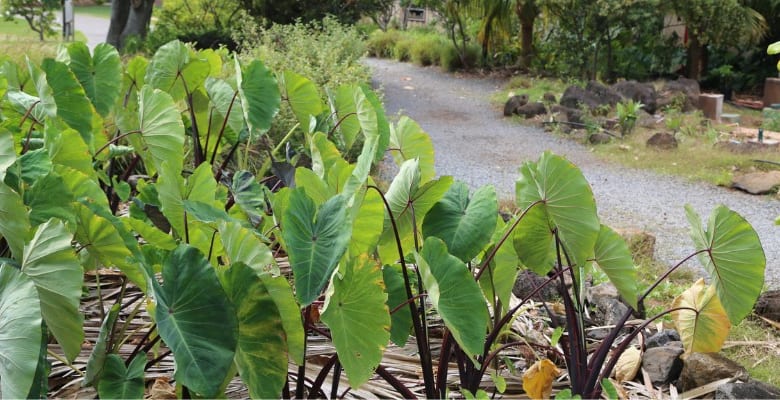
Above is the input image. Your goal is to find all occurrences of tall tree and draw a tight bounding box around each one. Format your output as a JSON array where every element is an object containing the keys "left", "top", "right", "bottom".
[
  {"left": 106, "top": 0, "right": 155, "bottom": 50},
  {"left": 1, "top": 0, "right": 60, "bottom": 41},
  {"left": 516, "top": 0, "right": 539, "bottom": 70},
  {"left": 671, "top": 0, "right": 766, "bottom": 80}
]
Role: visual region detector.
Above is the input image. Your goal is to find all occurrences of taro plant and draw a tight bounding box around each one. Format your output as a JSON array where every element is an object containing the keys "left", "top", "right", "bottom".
[
  {"left": 0, "top": 39, "right": 767, "bottom": 400},
  {"left": 616, "top": 99, "right": 643, "bottom": 136}
]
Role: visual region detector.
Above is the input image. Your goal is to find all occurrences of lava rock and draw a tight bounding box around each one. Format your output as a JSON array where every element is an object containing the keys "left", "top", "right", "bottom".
[
  {"left": 658, "top": 77, "right": 700, "bottom": 112},
  {"left": 646, "top": 132, "right": 678, "bottom": 150},
  {"left": 513, "top": 270, "right": 557, "bottom": 302},
  {"left": 504, "top": 94, "right": 529, "bottom": 116},
  {"left": 516, "top": 102, "right": 547, "bottom": 118},
  {"left": 585, "top": 80, "right": 624, "bottom": 108},
  {"left": 587, "top": 282, "right": 628, "bottom": 326},
  {"left": 612, "top": 80, "right": 658, "bottom": 114},
  {"left": 560, "top": 85, "right": 601, "bottom": 110},
  {"left": 642, "top": 346, "right": 684, "bottom": 384},
  {"left": 645, "top": 329, "right": 681, "bottom": 349},
  {"left": 681, "top": 352, "right": 749, "bottom": 392},
  {"left": 731, "top": 171, "right": 780, "bottom": 195},
  {"left": 715, "top": 380, "right": 780, "bottom": 399},
  {"left": 550, "top": 104, "right": 583, "bottom": 125},
  {"left": 755, "top": 290, "right": 780, "bottom": 321},
  {"left": 543, "top": 92, "right": 557, "bottom": 103}
]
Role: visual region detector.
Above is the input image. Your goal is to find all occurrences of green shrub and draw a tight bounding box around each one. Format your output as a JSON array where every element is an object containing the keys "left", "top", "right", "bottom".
[
  {"left": 366, "top": 29, "right": 402, "bottom": 58},
  {"left": 393, "top": 37, "right": 414, "bottom": 62},
  {"left": 440, "top": 41, "right": 481, "bottom": 71},
  {"left": 143, "top": 0, "right": 240, "bottom": 53},
  {"left": 232, "top": 15, "right": 370, "bottom": 158},
  {"left": 410, "top": 35, "right": 443, "bottom": 66}
]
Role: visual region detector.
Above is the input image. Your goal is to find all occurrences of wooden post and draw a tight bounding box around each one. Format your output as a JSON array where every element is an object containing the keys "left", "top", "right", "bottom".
[{"left": 764, "top": 78, "right": 780, "bottom": 107}]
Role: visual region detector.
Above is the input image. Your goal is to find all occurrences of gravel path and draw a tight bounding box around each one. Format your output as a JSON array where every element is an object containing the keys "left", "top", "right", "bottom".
[{"left": 366, "top": 57, "right": 780, "bottom": 289}]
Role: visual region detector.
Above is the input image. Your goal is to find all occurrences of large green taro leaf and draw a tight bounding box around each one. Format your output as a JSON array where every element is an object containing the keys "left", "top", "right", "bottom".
[
  {"left": 0, "top": 128, "right": 16, "bottom": 180},
  {"left": 422, "top": 181, "right": 497, "bottom": 263},
  {"left": 236, "top": 58, "right": 280, "bottom": 137},
  {"left": 0, "top": 263, "right": 42, "bottom": 400},
  {"left": 416, "top": 237, "right": 488, "bottom": 361},
  {"left": 136, "top": 85, "right": 185, "bottom": 175},
  {"left": 0, "top": 181, "right": 31, "bottom": 259},
  {"left": 97, "top": 353, "right": 146, "bottom": 400},
  {"left": 309, "top": 132, "right": 343, "bottom": 179},
  {"left": 25, "top": 171, "right": 75, "bottom": 227},
  {"left": 684, "top": 205, "right": 765, "bottom": 324},
  {"left": 44, "top": 126, "right": 95, "bottom": 178},
  {"left": 592, "top": 225, "right": 638, "bottom": 309},
  {"left": 205, "top": 77, "right": 244, "bottom": 144},
  {"left": 281, "top": 70, "right": 323, "bottom": 132},
  {"left": 84, "top": 304, "right": 120, "bottom": 387},
  {"left": 41, "top": 59, "right": 96, "bottom": 147},
  {"left": 218, "top": 220, "right": 276, "bottom": 276},
  {"left": 55, "top": 165, "right": 109, "bottom": 209},
  {"left": 145, "top": 40, "right": 190, "bottom": 101},
  {"left": 219, "top": 262, "right": 290, "bottom": 399},
  {"left": 152, "top": 245, "right": 238, "bottom": 398},
  {"left": 515, "top": 152, "right": 599, "bottom": 273},
  {"left": 383, "top": 264, "right": 414, "bottom": 346},
  {"left": 341, "top": 86, "right": 388, "bottom": 203},
  {"left": 672, "top": 279, "right": 731, "bottom": 353},
  {"left": 329, "top": 84, "right": 361, "bottom": 151},
  {"left": 73, "top": 202, "right": 144, "bottom": 288},
  {"left": 390, "top": 116, "right": 435, "bottom": 183},
  {"left": 321, "top": 255, "right": 390, "bottom": 388},
  {"left": 349, "top": 183, "right": 384, "bottom": 257},
  {"left": 67, "top": 42, "right": 121, "bottom": 117},
  {"left": 21, "top": 219, "right": 83, "bottom": 361},
  {"left": 479, "top": 215, "right": 520, "bottom": 311},
  {"left": 230, "top": 170, "right": 265, "bottom": 223},
  {"left": 377, "top": 159, "right": 453, "bottom": 263},
  {"left": 282, "top": 190, "right": 351, "bottom": 306}
]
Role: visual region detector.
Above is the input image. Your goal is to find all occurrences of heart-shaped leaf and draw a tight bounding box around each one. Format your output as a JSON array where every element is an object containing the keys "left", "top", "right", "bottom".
[
  {"left": 389, "top": 116, "right": 435, "bottom": 183},
  {"left": 67, "top": 42, "right": 121, "bottom": 117},
  {"left": 423, "top": 181, "right": 497, "bottom": 263},
  {"left": 97, "top": 353, "right": 146, "bottom": 400},
  {"left": 672, "top": 278, "right": 731, "bottom": 353},
  {"left": 0, "top": 263, "right": 42, "bottom": 400},
  {"left": 592, "top": 225, "right": 637, "bottom": 309},
  {"left": 22, "top": 219, "right": 83, "bottom": 361},
  {"left": 416, "top": 237, "right": 488, "bottom": 360},
  {"left": 219, "top": 262, "right": 292, "bottom": 398},
  {"left": 282, "top": 190, "right": 351, "bottom": 306},
  {"left": 684, "top": 205, "right": 765, "bottom": 324},
  {"left": 321, "top": 255, "right": 390, "bottom": 388},
  {"left": 153, "top": 245, "right": 238, "bottom": 397}
]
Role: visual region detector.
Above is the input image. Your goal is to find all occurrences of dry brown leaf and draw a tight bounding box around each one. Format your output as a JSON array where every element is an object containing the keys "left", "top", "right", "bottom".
[
  {"left": 149, "top": 377, "right": 177, "bottom": 399},
  {"left": 522, "top": 358, "right": 560, "bottom": 399},
  {"left": 614, "top": 346, "right": 642, "bottom": 383}
]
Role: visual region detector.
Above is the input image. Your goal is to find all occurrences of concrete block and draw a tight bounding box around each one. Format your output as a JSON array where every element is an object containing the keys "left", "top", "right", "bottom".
[{"left": 699, "top": 93, "right": 723, "bottom": 122}]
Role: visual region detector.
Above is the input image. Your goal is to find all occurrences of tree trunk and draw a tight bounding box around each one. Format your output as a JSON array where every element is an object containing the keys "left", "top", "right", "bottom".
[
  {"left": 516, "top": 0, "right": 538, "bottom": 70},
  {"left": 686, "top": 34, "right": 704, "bottom": 81},
  {"left": 106, "top": 0, "right": 154, "bottom": 50}
]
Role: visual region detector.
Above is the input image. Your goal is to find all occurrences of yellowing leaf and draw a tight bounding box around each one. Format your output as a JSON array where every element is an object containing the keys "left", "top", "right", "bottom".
[
  {"left": 522, "top": 359, "right": 560, "bottom": 399},
  {"left": 672, "top": 278, "right": 731, "bottom": 353},
  {"left": 614, "top": 346, "right": 641, "bottom": 382}
]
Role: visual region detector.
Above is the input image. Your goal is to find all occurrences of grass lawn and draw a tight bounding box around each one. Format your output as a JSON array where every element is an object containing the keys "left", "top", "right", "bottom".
[
  {"left": 0, "top": 19, "right": 87, "bottom": 64},
  {"left": 75, "top": 5, "right": 112, "bottom": 19},
  {"left": 496, "top": 76, "right": 780, "bottom": 187}
]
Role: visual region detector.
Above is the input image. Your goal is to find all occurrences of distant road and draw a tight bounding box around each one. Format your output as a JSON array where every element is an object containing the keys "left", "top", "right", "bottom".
[
  {"left": 367, "top": 57, "right": 780, "bottom": 289},
  {"left": 64, "top": 10, "right": 109, "bottom": 50}
]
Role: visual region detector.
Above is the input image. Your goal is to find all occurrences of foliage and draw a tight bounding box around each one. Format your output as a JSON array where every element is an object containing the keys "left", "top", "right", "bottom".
[
  {"left": 236, "top": 0, "right": 391, "bottom": 25},
  {"left": 0, "top": 39, "right": 767, "bottom": 399},
  {"left": 615, "top": 99, "right": 643, "bottom": 136},
  {"left": 366, "top": 29, "right": 403, "bottom": 58},
  {"left": 410, "top": 34, "right": 446, "bottom": 66},
  {"left": 1, "top": 0, "right": 60, "bottom": 41},
  {"left": 144, "top": 0, "right": 242, "bottom": 53},
  {"left": 770, "top": 40, "right": 780, "bottom": 72}
]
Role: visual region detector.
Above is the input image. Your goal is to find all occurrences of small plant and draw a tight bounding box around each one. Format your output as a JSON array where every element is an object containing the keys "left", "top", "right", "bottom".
[
  {"left": 665, "top": 109, "right": 684, "bottom": 132},
  {"left": 616, "top": 99, "right": 644, "bottom": 136},
  {"left": 768, "top": 41, "right": 780, "bottom": 74}
]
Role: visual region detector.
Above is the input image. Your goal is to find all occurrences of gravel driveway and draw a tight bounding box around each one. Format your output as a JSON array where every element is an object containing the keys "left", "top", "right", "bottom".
[{"left": 366, "top": 57, "right": 780, "bottom": 290}]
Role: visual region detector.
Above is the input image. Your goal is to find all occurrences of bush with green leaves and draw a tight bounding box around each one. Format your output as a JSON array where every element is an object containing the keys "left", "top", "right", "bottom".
[
  {"left": 0, "top": 39, "right": 767, "bottom": 399},
  {"left": 366, "top": 29, "right": 403, "bottom": 58}
]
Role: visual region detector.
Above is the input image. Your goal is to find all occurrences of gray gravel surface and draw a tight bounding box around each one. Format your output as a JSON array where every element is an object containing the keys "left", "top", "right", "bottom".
[{"left": 366, "top": 57, "right": 780, "bottom": 289}]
